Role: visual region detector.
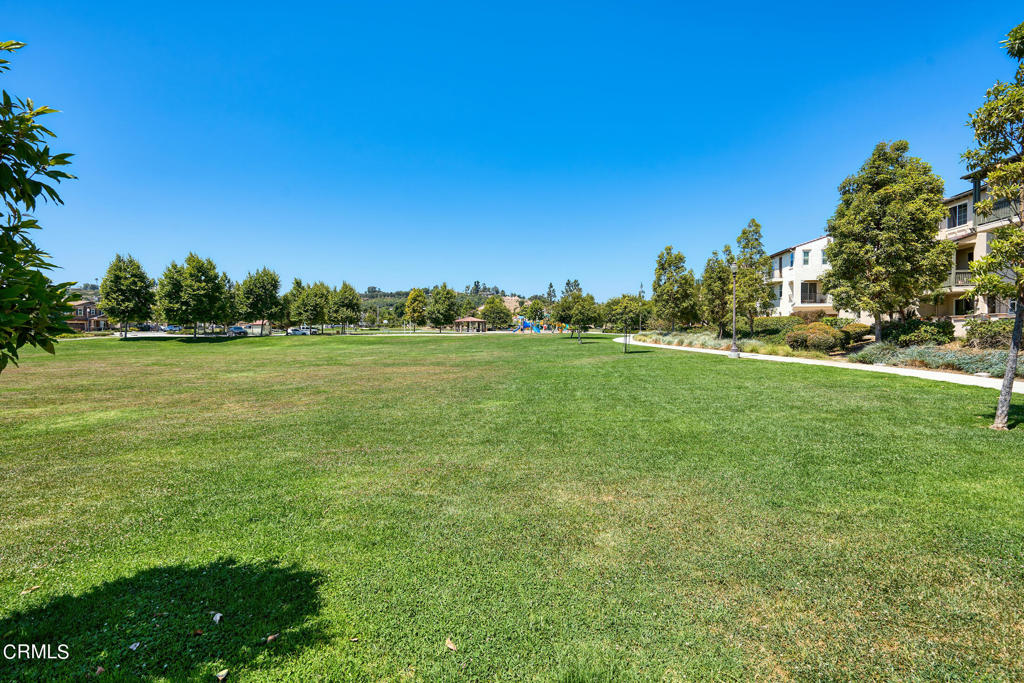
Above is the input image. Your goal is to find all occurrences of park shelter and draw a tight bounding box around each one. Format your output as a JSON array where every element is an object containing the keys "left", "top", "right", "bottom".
[{"left": 454, "top": 316, "right": 486, "bottom": 332}]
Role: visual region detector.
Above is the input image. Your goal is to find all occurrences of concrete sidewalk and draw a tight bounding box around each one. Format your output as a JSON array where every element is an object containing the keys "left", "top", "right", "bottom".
[{"left": 615, "top": 336, "right": 1024, "bottom": 394}]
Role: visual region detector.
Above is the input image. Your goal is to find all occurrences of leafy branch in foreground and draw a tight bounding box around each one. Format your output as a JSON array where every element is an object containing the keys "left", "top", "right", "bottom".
[{"left": 1, "top": 41, "right": 75, "bottom": 372}]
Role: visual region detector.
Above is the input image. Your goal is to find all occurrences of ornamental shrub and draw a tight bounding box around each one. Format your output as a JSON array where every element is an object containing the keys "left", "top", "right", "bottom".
[
  {"left": 785, "top": 322, "right": 845, "bottom": 350},
  {"left": 964, "top": 318, "right": 1015, "bottom": 349},
  {"left": 882, "top": 319, "right": 954, "bottom": 347},
  {"left": 821, "top": 316, "right": 855, "bottom": 330},
  {"left": 842, "top": 322, "right": 871, "bottom": 343}
]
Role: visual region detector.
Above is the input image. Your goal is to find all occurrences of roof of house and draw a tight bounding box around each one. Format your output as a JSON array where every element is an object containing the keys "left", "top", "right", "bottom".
[
  {"left": 455, "top": 316, "right": 485, "bottom": 322},
  {"left": 768, "top": 235, "right": 827, "bottom": 259},
  {"left": 68, "top": 300, "right": 97, "bottom": 307}
]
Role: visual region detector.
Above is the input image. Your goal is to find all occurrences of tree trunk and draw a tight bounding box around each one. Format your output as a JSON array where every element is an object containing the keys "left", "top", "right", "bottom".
[
  {"left": 748, "top": 314, "right": 754, "bottom": 337},
  {"left": 260, "top": 321, "right": 265, "bottom": 337},
  {"left": 873, "top": 313, "right": 882, "bottom": 343},
  {"left": 992, "top": 296, "right": 1023, "bottom": 430},
  {"left": 193, "top": 323, "right": 197, "bottom": 338}
]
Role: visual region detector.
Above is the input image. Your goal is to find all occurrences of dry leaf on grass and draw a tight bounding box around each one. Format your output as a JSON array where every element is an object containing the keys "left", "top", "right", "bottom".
[
  {"left": 445, "top": 637, "right": 457, "bottom": 652},
  {"left": 350, "top": 637, "right": 359, "bottom": 642},
  {"left": 193, "top": 629, "right": 203, "bottom": 636},
  {"left": 20, "top": 586, "right": 40, "bottom": 595},
  {"left": 95, "top": 666, "right": 105, "bottom": 675},
  {"left": 264, "top": 633, "right": 278, "bottom": 643},
  {"left": 215, "top": 669, "right": 229, "bottom": 681}
]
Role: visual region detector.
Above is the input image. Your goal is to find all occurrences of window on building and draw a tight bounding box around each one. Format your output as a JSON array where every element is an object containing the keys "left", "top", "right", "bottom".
[
  {"left": 802, "top": 250, "right": 810, "bottom": 265},
  {"left": 800, "top": 281, "right": 818, "bottom": 303},
  {"left": 954, "top": 297, "right": 976, "bottom": 316},
  {"left": 947, "top": 203, "right": 968, "bottom": 228},
  {"left": 821, "top": 249, "right": 828, "bottom": 265},
  {"left": 789, "top": 252, "right": 794, "bottom": 267}
]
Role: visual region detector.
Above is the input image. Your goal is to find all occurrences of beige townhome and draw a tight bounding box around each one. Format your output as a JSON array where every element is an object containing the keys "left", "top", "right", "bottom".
[
  {"left": 767, "top": 178, "right": 1018, "bottom": 328},
  {"left": 917, "top": 179, "right": 1018, "bottom": 321}
]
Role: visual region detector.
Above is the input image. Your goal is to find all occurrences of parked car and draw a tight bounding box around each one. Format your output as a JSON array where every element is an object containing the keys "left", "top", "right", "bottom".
[
  {"left": 286, "top": 327, "right": 310, "bottom": 335},
  {"left": 299, "top": 326, "right": 319, "bottom": 335},
  {"left": 227, "top": 326, "right": 247, "bottom": 337},
  {"left": 165, "top": 325, "right": 183, "bottom": 332}
]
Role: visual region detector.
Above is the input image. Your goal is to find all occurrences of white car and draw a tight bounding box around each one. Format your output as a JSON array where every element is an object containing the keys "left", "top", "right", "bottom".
[{"left": 286, "top": 327, "right": 310, "bottom": 335}]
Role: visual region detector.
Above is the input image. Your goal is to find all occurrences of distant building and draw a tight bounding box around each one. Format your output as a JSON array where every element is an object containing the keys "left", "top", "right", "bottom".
[{"left": 67, "top": 300, "right": 109, "bottom": 332}]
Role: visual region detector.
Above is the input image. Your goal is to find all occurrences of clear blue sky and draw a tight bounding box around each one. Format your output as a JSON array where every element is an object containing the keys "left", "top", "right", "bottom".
[{"left": 6, "top": 2, "right": 1022, "bottom": 300}]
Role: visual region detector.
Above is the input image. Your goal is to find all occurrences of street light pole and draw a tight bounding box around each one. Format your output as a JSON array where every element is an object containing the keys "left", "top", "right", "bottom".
[{"left": 729, "top": 262, "right": 740, "bottom": 358}]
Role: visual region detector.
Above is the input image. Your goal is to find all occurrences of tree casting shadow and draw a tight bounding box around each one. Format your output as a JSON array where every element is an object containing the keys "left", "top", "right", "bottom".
[
  {"left": 0, "top": 558, "right": 325, "bottom": 680},
  {"left": 978, "top": 402, "right": 1024, "bottom": 429},
  {"left": 118, "top": 336, "right": 245, "bottom": 344}
]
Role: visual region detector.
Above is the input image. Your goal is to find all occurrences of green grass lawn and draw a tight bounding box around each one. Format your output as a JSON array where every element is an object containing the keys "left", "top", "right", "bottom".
[{"left": 1, "top": 334, "right": 1022, "bottom": 681}]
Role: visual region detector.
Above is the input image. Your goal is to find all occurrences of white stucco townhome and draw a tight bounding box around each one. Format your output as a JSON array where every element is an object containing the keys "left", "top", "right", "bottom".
[{"left": 767, "top": 175, "right": 1019, "bottom": 329}]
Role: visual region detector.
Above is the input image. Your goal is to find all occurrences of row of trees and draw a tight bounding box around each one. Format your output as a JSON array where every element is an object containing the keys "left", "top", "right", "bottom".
[{"left": 640, "top": 220, "right": 774, "bottom": 336}]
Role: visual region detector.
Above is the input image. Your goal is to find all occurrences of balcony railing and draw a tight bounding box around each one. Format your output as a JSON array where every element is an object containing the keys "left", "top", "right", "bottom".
[
  {"left": 978, "top": 199, "right": 1019, "bottom": 226},
  {"left": 799, "top": 293, "right": 829, "bottom": 304},
  {"left": 945, "top": 269, "right": 972, "bottom": 288}
]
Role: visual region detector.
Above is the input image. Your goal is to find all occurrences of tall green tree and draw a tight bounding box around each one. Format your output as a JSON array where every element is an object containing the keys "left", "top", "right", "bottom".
[
  {"left": 330, "top": 281, "right": 361, "bottom": 333},
  {"left": 99, "top": 254, "right": 154, "bottom": 338},
  {"left": 546, "top": 282, "right": 557, "bottom": 302},
  {"left": 293, "top": 281, "right": 330, "bottom": 331},
  {"left": 480, "top": 295, "right": 513, "bottom": 330},
  {"left": 734, "top": 219, "right": 774, "bottom": 335},
  {"left": 562, "top": 279, "right": 581, "bottom": 297},
  {"left": 820, "top": 141, "right": 954, "bottom": 340},
  {"left": 156, "top": 261, "right": 187, "bottom": 328},
  {"left": 603, "top": 294, "right": 651, "bottom": 332},
  {"left": 237, "top": 268, "right": 280, "bottom": 336},
  {"left": 1, "top": 41, "right": 75, "bottom": 372},
  {"left": 699, "top": 248, "right": 734, "bottom": 337},
  {"left": 214, "top": 274, "right": 239, "bottom": 329},
  {"left": 963, "top": 21, "right": 1024, "bottom": 429},
  {"left": 278, "top": 278, "right": 305, "bottom": 329},
  {"left": 404, "top": 288, "right": 427, "bottom": 331},
  {"left": 426, "top": 282, "right": 458, "bottom": 332},
  {"left": 521, "top": 298, "right": 546, "bottom": 323},
  {"left": 180, "top": 253, "right": 226, "bottom": 336},
  {"left": 651, "top": 245, "right": 696, "bottom": 331}
]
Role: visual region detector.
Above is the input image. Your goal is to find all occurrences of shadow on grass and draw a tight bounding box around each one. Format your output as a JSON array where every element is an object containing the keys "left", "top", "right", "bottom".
[
  {"left": 977, "top": 402, "right": 1024, "bottom": 429},
  {"left": 0, "top": 558, "right": 325, "bottom": 680},
  {"left": 118, "top": 336, "right": 247, "bottom": 344}
]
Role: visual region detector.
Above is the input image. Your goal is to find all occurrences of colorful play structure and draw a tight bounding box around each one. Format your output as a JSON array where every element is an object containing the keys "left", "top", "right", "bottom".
[{"left": 513, "top": 316, "right": 566, "bottom": 333}]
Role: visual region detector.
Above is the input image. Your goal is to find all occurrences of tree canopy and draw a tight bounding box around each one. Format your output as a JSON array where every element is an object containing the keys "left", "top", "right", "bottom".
[
  {"left": 733, "top": 219, "right": 774, "bottom": 334},
  {"left": 404, "top": 288, "right": 427, "bottom": 330},
  {"left": 699, "top": 249, "right": 733, "bottom": 336},
  {"left": 0, "top": 41, "right": 75, "bottom": 372},
  {"left": 237, "top": 268, "right": 280, "bottom": 336},
  {"left": 963, "top": 20, "right": 1024, "bottom": 429},
  {"left": 99, "top": 254, "right": 155, "bottom": 338},
  {"left": 480, "top": 295, "right": 513, "bottom": 329},
  {"left": 426, "top": 282, "right": 458, "bottom": 332},
  {"left": 820, "top": 140, "right": 953, "bottom": 338},
  {"left": 651, "top": 246, "right": 696, "bottom": 330}
]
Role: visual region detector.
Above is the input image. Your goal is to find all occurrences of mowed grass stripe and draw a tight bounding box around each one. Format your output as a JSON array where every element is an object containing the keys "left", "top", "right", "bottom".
[{"left": 0, "top": 334, "right": 1021, "bottom": 680}]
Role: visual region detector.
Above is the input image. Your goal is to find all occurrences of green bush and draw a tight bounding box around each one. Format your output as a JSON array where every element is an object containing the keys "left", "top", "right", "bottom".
[
  {"left": 786, "top": 322, "right": 845, "bottom": 350},
  {"left": 785, "top": 329, "right": 810, "bottom": 349},
  {"left": 807, "top": 332, "right": 838, "bottom": 352},
  {"left": 821, "top": 316, "right": 855, "bottom": 330},
  {"left": 882, "top": 319, "right": 954, "bottom": 347},
  {"left": 842, "top": 322, "right": 871, "bottom": 343},
  {"left": 964, "top": 318, "right": 1016, "bottom": 349}
]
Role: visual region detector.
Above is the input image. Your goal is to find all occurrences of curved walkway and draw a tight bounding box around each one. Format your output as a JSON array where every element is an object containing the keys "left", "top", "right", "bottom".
[{"left": 615, "top": 336, "right": 1023, "bottom": 394}]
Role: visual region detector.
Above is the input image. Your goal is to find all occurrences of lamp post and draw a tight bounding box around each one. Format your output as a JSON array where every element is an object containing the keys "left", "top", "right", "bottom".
[{"left": 729, "top": 262, "right": 739, "bottom": 358}]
